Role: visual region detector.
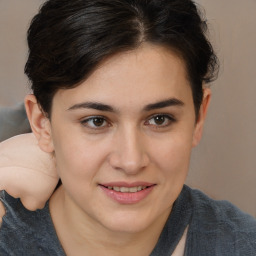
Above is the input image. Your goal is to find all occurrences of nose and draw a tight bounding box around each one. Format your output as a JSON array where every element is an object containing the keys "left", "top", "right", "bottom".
[{"left": 108, "top": 126, "right": 149, "bottom": 174}]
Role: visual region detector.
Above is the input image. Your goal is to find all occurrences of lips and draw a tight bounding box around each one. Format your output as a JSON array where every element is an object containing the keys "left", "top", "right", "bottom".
[
  {"left": 99, "top": 182, "right": 156, "bottom": 204},
  {"left": 106, "top": 186, "right": 148, "bottom": 193},
  {"left": 100, "top": 181, "right": 155, "bottom": 188}
]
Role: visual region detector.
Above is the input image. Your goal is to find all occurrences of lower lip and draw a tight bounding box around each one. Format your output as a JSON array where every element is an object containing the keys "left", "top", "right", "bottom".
[{"left": 99, "top": 185, "right": 155, "bottom": 204}]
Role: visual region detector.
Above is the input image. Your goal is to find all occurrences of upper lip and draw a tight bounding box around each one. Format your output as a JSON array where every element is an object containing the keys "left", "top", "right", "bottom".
[{"left": 99, "top": 182, "right": 156, "bottom": 188}]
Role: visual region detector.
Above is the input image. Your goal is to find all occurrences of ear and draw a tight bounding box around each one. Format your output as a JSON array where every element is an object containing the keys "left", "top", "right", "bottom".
[
  {"left": 192, "top": 87, "right": 211, "bottom": 147},
  {"left": 24, "top": 95, "right": 54, "bottom": 153}
]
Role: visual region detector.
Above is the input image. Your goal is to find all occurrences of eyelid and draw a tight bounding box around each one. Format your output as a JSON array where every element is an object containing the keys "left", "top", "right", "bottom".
[
  {"left": 80, "top": 115, "right": 111, "bottom": 129},
  {"left": 147, "top": 113, "right": 176, "bottom": 121},
  {"left": 79, "top": 113, "right": 176, "bottom": 131},
  {"left": 145, "top": 113, "right": 177, "bottom": 127}
]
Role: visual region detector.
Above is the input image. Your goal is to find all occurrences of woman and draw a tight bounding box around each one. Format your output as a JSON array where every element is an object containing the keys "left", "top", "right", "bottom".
[{"left": 0, "top": 0, "right": 255, "bottom": 255}]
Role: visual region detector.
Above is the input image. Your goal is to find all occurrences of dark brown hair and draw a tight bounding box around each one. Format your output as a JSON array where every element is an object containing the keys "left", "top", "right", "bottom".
[{"left": 25, "top": 0, "right": 218, "bottom": 118}]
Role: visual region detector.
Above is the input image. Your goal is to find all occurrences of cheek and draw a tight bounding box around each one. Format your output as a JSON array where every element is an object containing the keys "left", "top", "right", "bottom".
[
  {"left": 54, "top": 143, "right": 102, "bottom": 179},
  {"left": 150, "top": 133, "right": 193, "bottom": 207},
  {"left": 150, "top": 129, "right": 194, "bottom": 178},
  {"left": 51, "top": 128, "right": 106, "bottom": 181},
  {"left": 52, "top": 140, "right": 106, "bottom": 208}
]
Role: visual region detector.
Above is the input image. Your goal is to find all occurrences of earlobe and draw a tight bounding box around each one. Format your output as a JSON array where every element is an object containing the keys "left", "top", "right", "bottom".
[
  {"left": 24, "top": 95, "right": 54, "bottom": 153},
  {"left": 192, "top": 88, "right": 211, "bottom": 147}
]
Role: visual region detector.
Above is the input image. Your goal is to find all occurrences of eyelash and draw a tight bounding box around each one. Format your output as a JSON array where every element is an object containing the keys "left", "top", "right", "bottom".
[
  {"left": 80, "top": 114, "right": 176, "bottom": 130},
  {"left": 145, "top": 114, "right": 176, "bottom": 128},
  {"left": 80, "top": 116, "right": 110, "bottom": 130}
]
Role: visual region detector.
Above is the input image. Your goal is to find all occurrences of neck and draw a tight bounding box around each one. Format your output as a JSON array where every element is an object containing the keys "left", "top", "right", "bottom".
[{"left": 49, "top": 186, "right": 171, "bottom": 256}]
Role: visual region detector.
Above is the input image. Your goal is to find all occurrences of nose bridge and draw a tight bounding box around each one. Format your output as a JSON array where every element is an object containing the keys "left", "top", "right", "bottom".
[{"left": 109, "top": 123, "right": 149, "bottom": 174}]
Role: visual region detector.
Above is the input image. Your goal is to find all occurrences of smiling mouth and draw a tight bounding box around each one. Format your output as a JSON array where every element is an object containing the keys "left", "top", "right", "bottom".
[
  {"left": 101, "top": 185, "right": 151, "bottom": 193},
  {"left": 99, "top": 183, "right": 156, "bottom": 204}
]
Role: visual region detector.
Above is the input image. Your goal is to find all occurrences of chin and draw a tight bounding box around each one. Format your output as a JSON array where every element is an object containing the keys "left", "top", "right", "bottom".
[{"left": 101, "top": 212, "right": 153, "bottom": 234}]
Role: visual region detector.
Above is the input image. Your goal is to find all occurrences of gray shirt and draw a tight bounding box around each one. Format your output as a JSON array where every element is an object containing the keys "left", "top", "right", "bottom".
[
  {"left": 1, "top": 185, "right": 256, "bottom": 255},
  {"left": 0, "top": 103, "right": 31, "bottom": 142}
]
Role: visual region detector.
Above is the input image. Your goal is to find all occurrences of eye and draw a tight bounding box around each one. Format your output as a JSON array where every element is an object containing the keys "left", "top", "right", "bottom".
[
  {"left": 145, "top": 114, "right": 176, "bottom": 127},
  {"left": 80, "top": 116, "right": 109, "bottom": 129}
]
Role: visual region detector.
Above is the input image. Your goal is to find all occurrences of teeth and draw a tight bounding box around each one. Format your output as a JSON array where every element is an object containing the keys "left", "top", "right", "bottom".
[
  {"left": 120, "top": 187, "right": 129, "bottom": 192},
  {"left": 129, "top": 187, "right": 137, "bottom": 193},
  {"left": 113, "top": 186, "right": 120, "bottom": 192},
  {"left": 108, "top": 186, "right": 148, "bottom": 193}
]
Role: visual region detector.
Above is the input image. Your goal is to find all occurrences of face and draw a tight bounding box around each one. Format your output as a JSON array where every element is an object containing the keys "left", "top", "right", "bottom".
[{"left": 39, "top": 44, "right": 208, "bottom": 233}]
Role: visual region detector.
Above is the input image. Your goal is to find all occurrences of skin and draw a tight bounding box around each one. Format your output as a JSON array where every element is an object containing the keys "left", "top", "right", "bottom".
[
  {"left": 25, "top": 44, "right": 211, "bottom": 255},
  {"left": 0, "top": 133, "right": 58, "bottom": 211}
]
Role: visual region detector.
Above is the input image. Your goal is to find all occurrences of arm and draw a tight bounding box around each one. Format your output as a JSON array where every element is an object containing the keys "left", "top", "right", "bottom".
[{"left": 0, "top": 133, "right": 59, "bottom": 211}]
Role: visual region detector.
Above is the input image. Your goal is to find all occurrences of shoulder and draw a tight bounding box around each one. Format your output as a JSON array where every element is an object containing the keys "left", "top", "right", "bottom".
[
  {"left": 0, "top": 190, "right": 64, "bottom": 255},
  {"left": 184, "top": 186, "right": 256, "bottom": 255},
  {"left": 188, "top": 186, "right": 256, "bottom": 231}
]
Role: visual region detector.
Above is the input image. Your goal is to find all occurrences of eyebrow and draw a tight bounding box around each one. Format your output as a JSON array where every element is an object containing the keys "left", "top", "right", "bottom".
[
  {"left": 143, "top": 98, "right": 184, "bottom": 111},
  {"left": 68, "top": 102, "right": 115, "bottom": 112},
  {"left": 67, "top": 98, "right": 184, "bottom": 112}
]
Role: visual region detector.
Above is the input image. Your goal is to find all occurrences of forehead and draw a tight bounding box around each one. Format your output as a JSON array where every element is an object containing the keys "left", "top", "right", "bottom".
[{"left": 53, "top": 44, "right": 192, "bottom": 111}]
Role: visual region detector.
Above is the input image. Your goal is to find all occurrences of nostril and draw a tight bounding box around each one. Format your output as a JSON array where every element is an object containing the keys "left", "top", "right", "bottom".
[{"left": 108, "top": 138, "right": 149, "bottom": 173}]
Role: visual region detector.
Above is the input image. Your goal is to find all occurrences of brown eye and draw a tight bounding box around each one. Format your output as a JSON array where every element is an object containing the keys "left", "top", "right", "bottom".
[
  {"left": 146, "top": 114, "right": 175, "bottom": 127},
  {"left": 153, "top": 116, "right": 166, "bottom": 125},
  {"left": 81, "top": 116, "right": 109, "bottom": 129},
  {"left": 92, "top": 118, "right": 105, "bottom": 127}
]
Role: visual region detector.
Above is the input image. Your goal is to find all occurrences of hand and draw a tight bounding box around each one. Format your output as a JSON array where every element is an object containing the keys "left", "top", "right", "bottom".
[{"left": 0, "top": 133, "right": 59, "bottom": 211}]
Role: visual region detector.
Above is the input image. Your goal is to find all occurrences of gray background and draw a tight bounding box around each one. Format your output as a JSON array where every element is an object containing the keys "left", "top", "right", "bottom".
[{"left": 0, "top": 0, "right": 255, "bottom": 217}]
